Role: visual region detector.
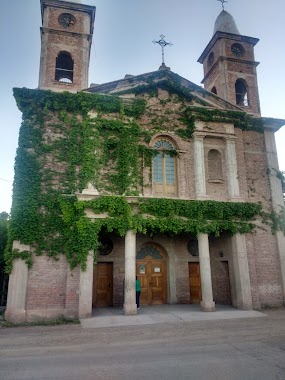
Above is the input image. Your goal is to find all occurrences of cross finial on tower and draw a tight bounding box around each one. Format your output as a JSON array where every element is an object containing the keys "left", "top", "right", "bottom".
[
  {"left": 217, "top": 0, "right": 228, "bottom": 10},
  {"left": 153, "top": 35, "right": 173, "bottom": 65}
]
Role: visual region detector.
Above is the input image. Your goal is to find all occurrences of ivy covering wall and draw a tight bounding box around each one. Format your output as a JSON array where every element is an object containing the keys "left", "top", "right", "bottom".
[{"left": 5, "top": 85, "right": 281, "bottom": 272}]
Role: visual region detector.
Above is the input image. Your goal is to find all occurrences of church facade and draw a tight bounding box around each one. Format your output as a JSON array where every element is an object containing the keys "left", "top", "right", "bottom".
[{"left": 5, "top": 0, "right": 285, "bottom": 322}]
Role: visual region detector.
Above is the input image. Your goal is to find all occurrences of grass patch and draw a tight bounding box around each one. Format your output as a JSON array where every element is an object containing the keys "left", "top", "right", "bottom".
[{"left": 0, "top": 316, "right": 80, "bottom": 329}]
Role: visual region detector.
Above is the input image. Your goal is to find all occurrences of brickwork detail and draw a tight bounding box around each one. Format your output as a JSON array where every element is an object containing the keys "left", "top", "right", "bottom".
[{"left": 26, "top": 255, "right": 68, "bottom": 310}]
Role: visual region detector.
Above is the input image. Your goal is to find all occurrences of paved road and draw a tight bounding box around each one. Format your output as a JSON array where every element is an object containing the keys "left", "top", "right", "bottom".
[{"left": 1, "top": 310, "right": 285, "bottom": 380}]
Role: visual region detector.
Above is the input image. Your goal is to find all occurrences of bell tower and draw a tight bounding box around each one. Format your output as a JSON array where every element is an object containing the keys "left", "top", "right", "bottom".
[
  {"left": 39, "top": 0, "right": 95, "bottom": 92},
  {"left": 198, "top": 10, "right": 261, "bottom": 115}
]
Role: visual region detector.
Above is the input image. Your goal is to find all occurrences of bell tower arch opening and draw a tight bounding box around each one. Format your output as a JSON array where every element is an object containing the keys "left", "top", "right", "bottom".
[
  {"left": 235, "top": 78, "right": 249, "bottom": 107},
  {"left": 55, "top": 51, "right": 74, "bottom": 83}
]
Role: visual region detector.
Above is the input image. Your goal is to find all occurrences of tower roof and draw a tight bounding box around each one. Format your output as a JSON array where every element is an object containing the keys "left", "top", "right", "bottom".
[
  {"left": 59, "top": 0, "right": 94, "bottom": 4},
  {"left": 213, "top": 10, "right": 240, "bottom": 35}
]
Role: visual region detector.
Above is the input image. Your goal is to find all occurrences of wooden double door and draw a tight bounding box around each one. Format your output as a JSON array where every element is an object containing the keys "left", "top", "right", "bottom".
[
  {"left": 136, "top": 257, "right": 167, "bottom": 305},
  {"left": 188, "top": 261, "right": 232, "bottom": 305},
  {"left": 93, "top": 263, "right": 113, "bottom": 307}
]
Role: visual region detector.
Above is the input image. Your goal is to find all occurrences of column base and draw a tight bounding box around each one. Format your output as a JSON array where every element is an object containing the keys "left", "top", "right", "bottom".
[
  {"left": 236, "top": 302, "right": 253, "bottom": 311},
  {"left": 200, "top": 301, "right": 215, "bottom": 312},
  {"left": 79, "top": 309, "right": 92, "bottom": 319},
  {"left": 124, "top": 303, "right": 137, "bottom": 315},
  {"left": 196, "top": 195, "right": 209, "bottom": 200},
  {"left": 5, "top": 308, "right": 26, "bottom": 323},
  {"left": 229, "top": 197, "right": 243, "bottom": 202}
]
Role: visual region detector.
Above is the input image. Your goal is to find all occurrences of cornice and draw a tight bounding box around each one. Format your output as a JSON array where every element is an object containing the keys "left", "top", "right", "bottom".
[
  {"left": 40, "top": 26, "right": 92, "bottom": 40},
  {"left": 198, "top": 31, "right": 259, "bottom": 64},
  {"left": 201, "top": 56, "right": 260, "bottom": 84}
]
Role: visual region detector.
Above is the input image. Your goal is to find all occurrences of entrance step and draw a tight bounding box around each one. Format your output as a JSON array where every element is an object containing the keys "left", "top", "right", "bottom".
[{"left": 80, "top": 304, "right": 266, "bottom": 329}]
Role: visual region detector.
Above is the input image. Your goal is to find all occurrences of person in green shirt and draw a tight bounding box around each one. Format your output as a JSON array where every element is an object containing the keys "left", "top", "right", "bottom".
[{"left": 136, "top": 276, "right": 141, "bottom": 309}]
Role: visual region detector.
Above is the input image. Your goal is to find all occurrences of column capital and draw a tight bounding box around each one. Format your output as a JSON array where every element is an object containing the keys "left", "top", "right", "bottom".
[
  {"left": 193, "top": 132, "right": 206, "bottom": 140},
  {"left": 224, "top": 135, "right": 237, "bottom": 143}
]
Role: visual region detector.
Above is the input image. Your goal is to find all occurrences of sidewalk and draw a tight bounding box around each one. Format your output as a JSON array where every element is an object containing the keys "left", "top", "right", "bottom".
[{"left": 80, "top": 304, "right": 267, "bottom": 329}]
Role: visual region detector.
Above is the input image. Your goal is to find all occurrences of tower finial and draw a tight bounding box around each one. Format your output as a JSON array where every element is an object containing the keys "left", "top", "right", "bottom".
[
  {"left": 217, "top": 0, "right": 228, "bottom": 10},
  {"left": 152, "top": 35, "right": 173, "bottom": 65}
]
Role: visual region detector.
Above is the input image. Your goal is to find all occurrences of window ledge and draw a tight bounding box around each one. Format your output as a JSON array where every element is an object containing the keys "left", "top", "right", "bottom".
[
  {"left": 208, "top": 179, "right": 224, "bottom": 184},
  {"left": 53, "top": 81, "right": 73, "bottom": 86}
]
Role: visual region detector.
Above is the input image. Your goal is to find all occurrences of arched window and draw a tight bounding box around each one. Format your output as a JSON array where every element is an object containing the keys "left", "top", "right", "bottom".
[
  {"left": 208, "top": 52, "right": 214, "bottom": 68},
  {"left": 235, "top": 79, "right": 249, "bottom": 107},
  {"left": 55, "top": 51, "right": 74, "bottom": 83},
  {"left": 211, "top": 86, "right": 217, "bottom": 95},
  {"left": 153, "top": 139, "right": 177, "bottom": 196},
  {"left": 208, "top": 149, "right": 223, "bottom": 180}
]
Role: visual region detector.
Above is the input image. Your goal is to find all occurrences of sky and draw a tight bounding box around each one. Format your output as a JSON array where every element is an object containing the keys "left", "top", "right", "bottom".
[{"left": 0, "top": 0, "right": 284, "bottom": 213}]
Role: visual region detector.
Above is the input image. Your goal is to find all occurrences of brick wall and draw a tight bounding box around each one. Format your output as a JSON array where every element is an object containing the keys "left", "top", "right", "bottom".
[
  {"left": 241, "top": 129, "right": 283, "bottom": 307},
  {"left": 211, "top": 261, "right": 231, "bottom": 304},
  {"left": 65, "top": 265, "right": 80, "bottom": 317},
  {"left": 174, "top": 237, "right": 191, "bottom": 304},
  {"left": 251, "top": 230, "right": 283, "bottom": 306},
  {"left": 45, "top": 6, "right": 91, "bottom": 35},
  {"left": 26, "top": 255, "right": 68, "bottom": 310}
]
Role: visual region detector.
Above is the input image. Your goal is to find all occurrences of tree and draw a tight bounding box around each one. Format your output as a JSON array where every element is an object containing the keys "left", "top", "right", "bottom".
[
  {"left": 0, "top": 212, "right": 9, "bottom": 306},
  {"left": 0, "top": 212, "right": 8, "bottom": 266}
]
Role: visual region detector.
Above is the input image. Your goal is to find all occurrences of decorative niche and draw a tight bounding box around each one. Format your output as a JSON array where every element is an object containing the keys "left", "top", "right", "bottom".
[
  {"left": 187, "top": 239, "right": 199, "bottom": 257},
  {"left": 98, "top": 237, "right": 113, "bottom": 256}
]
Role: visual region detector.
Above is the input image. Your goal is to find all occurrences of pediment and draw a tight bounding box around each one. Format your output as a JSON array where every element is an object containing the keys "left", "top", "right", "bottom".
[{"left": 86, "top": 69, "right": 243, "bottom": 113}]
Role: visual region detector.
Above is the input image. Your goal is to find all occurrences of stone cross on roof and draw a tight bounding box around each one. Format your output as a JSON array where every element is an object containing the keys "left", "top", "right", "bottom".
[
  {"left": 217, "top": 0, "right": 228, "bottom": 10},
  {"left": 152, "top": 35, "right": 173, "bottom": 65}
]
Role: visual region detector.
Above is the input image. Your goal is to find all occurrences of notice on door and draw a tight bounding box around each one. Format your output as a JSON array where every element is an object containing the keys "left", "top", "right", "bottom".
[
  {"left": 154, "top": 267, "right": 161, "bottom": 273},
  {"left": 139, "top": 264, "right": 145, "bottom": 274}
]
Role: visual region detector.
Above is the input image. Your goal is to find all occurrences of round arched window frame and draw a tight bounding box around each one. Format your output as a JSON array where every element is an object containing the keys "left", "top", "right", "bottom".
[{"left": 152, "top": 138, "right": 177, "bottom": 196}]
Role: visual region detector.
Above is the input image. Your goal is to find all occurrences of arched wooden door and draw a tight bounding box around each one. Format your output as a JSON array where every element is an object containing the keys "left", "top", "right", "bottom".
[{"left": 136, "top": 244, "right": 167, "bottom": 305}]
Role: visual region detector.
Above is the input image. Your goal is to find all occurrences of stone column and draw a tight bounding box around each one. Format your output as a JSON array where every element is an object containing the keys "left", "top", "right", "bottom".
[
  {"left": 124, "top": 230, "right": 137, "bottom": 315},
  {"left": 198, "top": 233, "right": 215, "bottom": 311},
  {"left": 167, "top": 239, "right": 177, "bottom": 304},
  {"left": 194, "top": 134, "right": 207, "bottom": 199},
  {"left": 264, "top": 131, "right": 285, "bottom": 299},
  {"left": 79, "top": 250, "right": 94, "bottom": 319},
  {"left": 5, "top": 242, "right": 29, "bottom": 323},
  {"left": 231, "top": 234, "right": 252, "bottom": 310},
  {"left": 225, "top": 137, "right": 240, "bottom": 199}
]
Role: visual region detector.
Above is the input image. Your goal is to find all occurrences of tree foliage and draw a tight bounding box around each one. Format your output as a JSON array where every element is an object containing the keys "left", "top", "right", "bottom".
[{"left": 0, "top": 212, "right": 9, "bottom": 266}]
